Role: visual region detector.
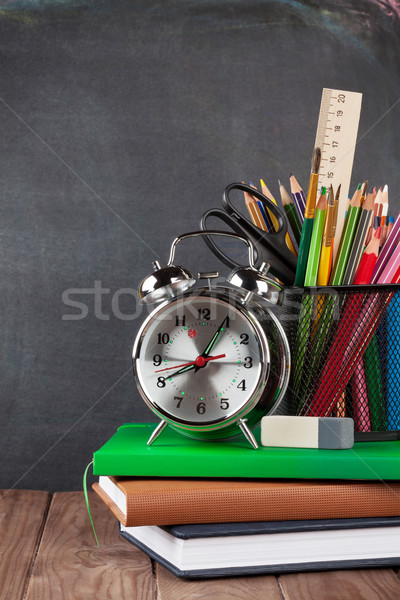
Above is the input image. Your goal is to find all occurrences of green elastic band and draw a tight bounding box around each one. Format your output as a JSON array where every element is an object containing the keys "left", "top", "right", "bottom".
[{"left": 83, "top": 460, "right": 99, "bottom": 547}]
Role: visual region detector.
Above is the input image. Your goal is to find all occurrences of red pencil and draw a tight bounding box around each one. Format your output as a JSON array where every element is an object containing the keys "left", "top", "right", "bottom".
[
  {"left": 302, "top": 228, "right": 381, "bottom": 417},
  {"left": 353, "top": 227, "right": 381, "bottom": 285},
  {"left": 392, "top": 262, "right": 400, "bottom": 284}
]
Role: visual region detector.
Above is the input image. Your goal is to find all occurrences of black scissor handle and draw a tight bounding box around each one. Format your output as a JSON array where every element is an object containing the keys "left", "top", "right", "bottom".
[
  {"left": 223, "top": 182, "right": 288, "bottom": 237},
  {"left": 199, "top": 208, "right": 247, "bottom": 270},
  {"left": 200, "top": 183, "right": 297, "bottom": 284},
  {"left": 224, "top": 183, "right": 297, "bottom": 283}
]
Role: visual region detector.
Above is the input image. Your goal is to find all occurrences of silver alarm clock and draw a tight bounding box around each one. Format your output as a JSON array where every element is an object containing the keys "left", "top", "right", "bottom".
[{"left": 132, "top": 231, "right": 291, "bottom": 448}]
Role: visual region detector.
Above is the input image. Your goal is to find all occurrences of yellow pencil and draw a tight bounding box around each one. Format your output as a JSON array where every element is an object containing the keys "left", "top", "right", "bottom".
[
  {"left": 330, "top": 184, "right": 340, "bottom": 265},
  {"left": 260, "top": 179, "right": 279, "bottom": 231},
  {"left": 317, "top": 186, "right": 335, "bottom": 286}
]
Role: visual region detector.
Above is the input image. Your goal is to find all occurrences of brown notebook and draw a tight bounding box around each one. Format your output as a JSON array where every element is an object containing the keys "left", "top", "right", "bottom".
[{"left": 92, "top": 476, "right": 400, "bottom": 527}]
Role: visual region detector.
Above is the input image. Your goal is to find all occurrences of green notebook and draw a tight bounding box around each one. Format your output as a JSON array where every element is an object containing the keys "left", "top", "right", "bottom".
[{"left": 93, "top": 423, "right": 400, "bottom": 480}]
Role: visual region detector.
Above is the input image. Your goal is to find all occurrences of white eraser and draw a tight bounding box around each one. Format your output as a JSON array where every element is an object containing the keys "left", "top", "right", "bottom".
[{"left": 260, "top": 416, "right": 354, "bottom": 449}]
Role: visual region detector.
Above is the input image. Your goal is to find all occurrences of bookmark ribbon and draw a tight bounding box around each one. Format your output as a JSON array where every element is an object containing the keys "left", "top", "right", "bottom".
[{"left": 83, "top": 459, "right": 99, "bottom": 547}]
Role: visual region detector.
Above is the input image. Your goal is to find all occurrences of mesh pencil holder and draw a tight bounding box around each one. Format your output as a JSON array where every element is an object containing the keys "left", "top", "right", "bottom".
[{"left": 278, "top": 284, "right": 400, "bottom": 441}]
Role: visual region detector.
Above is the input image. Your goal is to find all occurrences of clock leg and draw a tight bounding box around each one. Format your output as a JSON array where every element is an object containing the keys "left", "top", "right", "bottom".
[
  {"left": 147, "top": 420, "right": 168, "bottom": 446},
  {"left": 238, "top": 418, "right": 259, "bottom": 449}
]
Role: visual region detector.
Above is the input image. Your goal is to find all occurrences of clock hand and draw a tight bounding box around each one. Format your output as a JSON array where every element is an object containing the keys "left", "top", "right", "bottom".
[
  {"left": 201, "top": 316, "right": 229, "bottom": 358},
  {"left": 155, "top": 354, "right": 226, "bottom": 374},
  {"left": 193, "top": 315, "right": 229, "bottom": 374}
]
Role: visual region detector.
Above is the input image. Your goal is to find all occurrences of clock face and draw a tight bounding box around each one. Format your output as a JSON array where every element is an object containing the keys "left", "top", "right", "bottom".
[{"left": 133, "top": 294, "right": 269, "bottom": 428}]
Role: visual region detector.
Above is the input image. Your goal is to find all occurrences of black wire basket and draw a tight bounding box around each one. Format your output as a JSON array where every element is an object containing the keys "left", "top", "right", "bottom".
[{"left": 279, "top": 284, "right": 400, "bottom": 441}]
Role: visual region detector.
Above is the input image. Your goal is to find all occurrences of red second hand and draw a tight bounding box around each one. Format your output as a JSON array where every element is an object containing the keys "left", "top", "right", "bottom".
[{"left": 155, "top": 353, "right": 226, "bottom": 373}]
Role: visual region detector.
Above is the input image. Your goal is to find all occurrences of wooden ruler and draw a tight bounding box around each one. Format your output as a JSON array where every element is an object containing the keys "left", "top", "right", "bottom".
[{"left": 314, "top": 88, "right": 362, "bottom": 259}]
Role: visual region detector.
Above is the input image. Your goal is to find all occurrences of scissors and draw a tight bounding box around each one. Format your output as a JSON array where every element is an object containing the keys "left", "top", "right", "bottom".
[{"left": 199, "top": 182, "right": 297, "bottom": 285}]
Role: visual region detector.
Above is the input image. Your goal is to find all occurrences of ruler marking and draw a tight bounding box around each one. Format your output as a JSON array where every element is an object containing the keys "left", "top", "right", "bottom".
[{"left": 313, "top": 88, "right": 362, "bottom": 260}]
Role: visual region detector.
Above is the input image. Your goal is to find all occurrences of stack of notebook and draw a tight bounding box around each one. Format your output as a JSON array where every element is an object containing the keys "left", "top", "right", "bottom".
[{"left": 91, "top": 423, "right": 400, "bottom": 578}]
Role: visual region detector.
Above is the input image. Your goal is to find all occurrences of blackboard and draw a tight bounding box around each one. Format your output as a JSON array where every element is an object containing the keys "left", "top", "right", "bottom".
[{"left": 1, "top": 0, "right": 400, "bottom": 491}]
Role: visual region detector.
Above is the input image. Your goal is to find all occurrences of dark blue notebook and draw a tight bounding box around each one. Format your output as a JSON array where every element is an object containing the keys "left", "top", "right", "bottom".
[{"left": 119, "top": 517, "right": 400, "bottom": 579}]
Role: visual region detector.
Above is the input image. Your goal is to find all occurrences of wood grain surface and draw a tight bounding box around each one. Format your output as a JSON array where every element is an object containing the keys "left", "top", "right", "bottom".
[
  {"left": 0, "top": 489, "right": 50, "bottom": 600},
  {"left": 156, "top": 564, "right": 284, "bottom": 600},
  {"left": 25, "top": 491, "right": 154, "bottom": 600},
  {"left": 279, "top": 568, "right": 400, "bottom": 600},
  {"left": 2, "top": 490, "right": 400, "bottom": 599}
]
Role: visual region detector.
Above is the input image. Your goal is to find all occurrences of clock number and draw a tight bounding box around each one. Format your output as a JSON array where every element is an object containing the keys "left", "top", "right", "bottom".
[
  {"left": 220, "top": 398, "right": 229, "bottom": 410},
  {"left": 175, "top": 396, "right": 183, "bottom": 408},
  {"left": 175, "top": 315, "right": 186, "bottom": 326},
  {"left": 243, "top": 356, "right": 253, "bottom": 368},
  {"left": 237, "top": 379, "right": 246, "bottom": 391},
  {"left": 157, "top": 333, "right": 170, "bottom": 344},
  {"left": 157, "top": 377, "right": 166, "bottom": 388},
  {"left": 153, "top": 354, "right": 162, "bottom": 367},
  {"left": 196, "top": 402, "right": 206, "bottom": 414},
  {"left": 240, "top": 333, "right": 249, "bottom": 344},
  {"left": 197, "top": 308, "right": 211, "bottom": 321}
]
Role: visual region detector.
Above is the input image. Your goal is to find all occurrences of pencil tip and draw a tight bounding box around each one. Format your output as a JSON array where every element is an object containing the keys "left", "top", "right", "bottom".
[{"left": 361, "top": 181, "right": 368, "bottom": 195}]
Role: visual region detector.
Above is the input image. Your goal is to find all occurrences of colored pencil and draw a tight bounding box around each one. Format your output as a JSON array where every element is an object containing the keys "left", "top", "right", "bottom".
[
  {"left": 310, "top": 235, "right": 398, "bottom": 417},
  {"left": 248, "top": 180, "right": 273, "bottom": 233},
  {"left": 259, "top": 179, "right": 279, "bottom": 231},
  {"left": 329, "top": 184, "right": 362, "bottom": 285},
  {"left": 383, "top": 215, "right": 395, "bottom": 247},
  {"left": 380, "top": 185, "right": 389, "bottom": 227},
  {"left": 379, "top": 185, "right": 389, "bottom": 249},
  {"left": 385, "top": 292, "right": 400, "bottom": 429},
  {"left": 330, "top": 184, "right": 340, "bottom": 265},
  {"left": 260, "top": 179, "right": 297, "bottom": 255},
  {"left": 303, "top": 290, "right": 394, "bottom": 417},
  {"left": 279, "top": 180, "right": 302, "bottom": 244},
  {"left": 332, "top": 185, "right": 340, "bottom": 241},
  {"left": 256, "top": 199, "right": 274, "bottom": 232},
  {"left": 289, "top": 174, "right": 306, "bottom": 225},
  {"left": 304, "top": 187, "right": 327, "bottom": 286},
  {"left": 353, "top": 227, "right": 381, "bottom": 285},
  {"left": 370, "top": 212, "right": 400, "bottom": 283},
  {"left": 342, "top": 183, "right": 373, "bottom": 284},
  {"left": 295, "top": 188, "right": 326, "bottom": 402},
  {"left": 351, "top": 361, "right": 371, "bottom": 432},
  {"left": 317, "top": 186, "right": 335, "bottom": 286},
  {"left": 294, "top": 148, "right": 321, "bottom": 286},
  {"left": 377, "top": 241, "right": 400, "bottom": 284},
  {"left": 364, "top": 187, "right": 377, "bottom": 246},
  {"left": 302, "top": 224, "right": 380, "bottom": 417},
  {"left": 243, "top": 189, "right": 268, "bottom": 232}
]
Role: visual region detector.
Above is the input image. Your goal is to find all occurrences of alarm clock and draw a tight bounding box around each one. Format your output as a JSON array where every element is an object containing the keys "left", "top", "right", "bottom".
[{"left": 132, "top": 231, "right": 291, "bottom": 448}]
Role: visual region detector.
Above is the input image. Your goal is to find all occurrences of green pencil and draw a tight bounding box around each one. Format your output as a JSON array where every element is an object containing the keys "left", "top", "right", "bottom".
[
  {"left": 304, "top": 187, "right": 327, "bottom": 286},
  {"left": 294, "top": 147, "right": 321, "bottom": 287},
  {"left": 279, "top": 180, "right": 302, "bottom": 244},
  {"left": 329, "top": 189, "right": 362, "bottom": 285}
]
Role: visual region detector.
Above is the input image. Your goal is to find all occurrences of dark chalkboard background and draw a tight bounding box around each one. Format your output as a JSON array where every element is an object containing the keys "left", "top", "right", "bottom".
[{"left": 1, "top": 0, "right": 400, "bottom": 491}]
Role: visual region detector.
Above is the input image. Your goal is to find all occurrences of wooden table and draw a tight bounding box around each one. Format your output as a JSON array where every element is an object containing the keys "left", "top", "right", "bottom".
[{"left": 2, "top": 489, "right": 400, "bottom": 600}]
